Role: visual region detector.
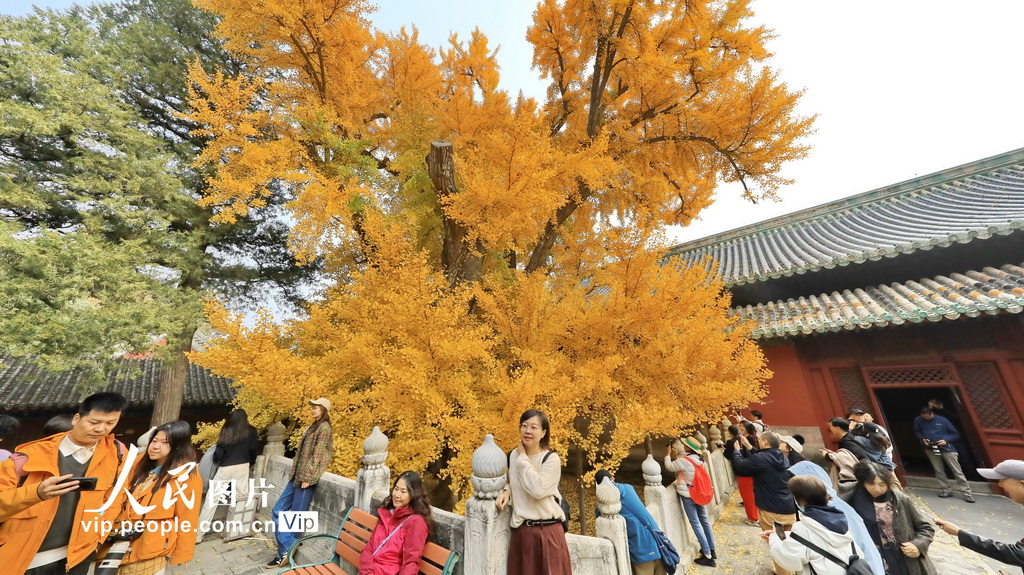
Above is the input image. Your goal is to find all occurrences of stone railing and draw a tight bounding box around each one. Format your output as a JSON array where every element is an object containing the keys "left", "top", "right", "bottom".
[{"left": 254, "top": 423, "right": 737, "bottom": 575}]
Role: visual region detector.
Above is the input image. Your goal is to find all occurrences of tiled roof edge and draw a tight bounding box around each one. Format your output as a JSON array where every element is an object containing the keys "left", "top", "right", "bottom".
[
  {"left": 667, "top": 146, "right": 1024, "bottom": 256},
  {"left": 735, "top": 262, "right": 1024, "bottom": 340}
]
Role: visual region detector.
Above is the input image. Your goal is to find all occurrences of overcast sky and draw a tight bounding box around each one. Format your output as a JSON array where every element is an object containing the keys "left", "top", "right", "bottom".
[{"left": 5, "top": 0, "right": 1024, "bottom": 246}]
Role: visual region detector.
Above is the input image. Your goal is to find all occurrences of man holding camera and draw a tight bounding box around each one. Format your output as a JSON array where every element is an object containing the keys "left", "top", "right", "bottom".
[
  {"left": 0, "top": 392, "right": 130, "bottom": 574},
  {"left": 914, "top": 406, "right": 974, "bottom": 503},
  {"left": 848, "top": 408, "right": 893, "bottom": 457}
]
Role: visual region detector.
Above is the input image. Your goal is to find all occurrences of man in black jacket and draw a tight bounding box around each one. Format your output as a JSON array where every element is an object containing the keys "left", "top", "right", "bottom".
[
  {"left": 936, "top": 459, "right": 1024, "bottom": 574},
  {"left": 732, "top": 431, "right": 797, "bottom": 575},
  {"left": 826, "top": 417, "right": 871, "bottom": 460}
]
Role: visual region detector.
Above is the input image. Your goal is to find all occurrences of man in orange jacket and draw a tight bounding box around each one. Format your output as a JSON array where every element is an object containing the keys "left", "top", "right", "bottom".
[{"left": 0, "top": 392, "right": 130, "bottom": 575}]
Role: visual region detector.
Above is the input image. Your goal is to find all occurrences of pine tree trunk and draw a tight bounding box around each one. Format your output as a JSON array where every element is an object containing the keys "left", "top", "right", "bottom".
[{"left": 150, "top": 332, "right": 194, "bottom": 426}]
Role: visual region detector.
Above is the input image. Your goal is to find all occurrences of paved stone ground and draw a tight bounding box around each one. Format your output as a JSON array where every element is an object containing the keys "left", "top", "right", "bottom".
[
  {"left": 685, "top": 488, "right": 1009, "bottom": 575},
  {"left": 911, "top": 486, "right": 1024, "bottom": 575},
  {"left": 168, "top": 532, "right": 278, "bottom": 575}
]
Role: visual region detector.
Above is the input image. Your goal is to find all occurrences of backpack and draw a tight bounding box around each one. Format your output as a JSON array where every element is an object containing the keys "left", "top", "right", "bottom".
[
  {"left": 677, "top": 455, "right": 714, "bottom": 506},
  {"left": 827, "top": 448, "right": 859, "bottom": 489},
  {"left": 508, "top": 450, "right": 571, "bottom": 532},
  {"left": 851, "top": 436, "right": 896, "bottom": 471},
  {"left": 11, "top": 439, "right": 127, "bottom": 487},
  {"left": 865, "top": 448, "right": 896, "bottom": 471},
  {"left": 791, "top": 532, "right": 874, "bottom": 575}
]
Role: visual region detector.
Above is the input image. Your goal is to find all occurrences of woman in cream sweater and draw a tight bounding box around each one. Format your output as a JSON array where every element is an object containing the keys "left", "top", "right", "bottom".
[{"left": 496, "top": 409, "right": 572, "bottom": 575}]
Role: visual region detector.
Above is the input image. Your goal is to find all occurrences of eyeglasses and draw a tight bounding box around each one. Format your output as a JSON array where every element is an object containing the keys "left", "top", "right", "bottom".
[{"left": 520, "top": 424, "right": 543, "bottom": 432}]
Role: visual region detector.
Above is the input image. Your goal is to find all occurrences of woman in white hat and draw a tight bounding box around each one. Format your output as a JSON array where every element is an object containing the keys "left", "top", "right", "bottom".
[{"left": 266, "top": 398, "right": 334, "bottom": 567}]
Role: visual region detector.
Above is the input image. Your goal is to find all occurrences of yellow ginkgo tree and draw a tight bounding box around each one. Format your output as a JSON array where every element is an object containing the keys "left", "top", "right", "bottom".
[{"left": 187, "top": 0, "right": 813, "bottom": 513}]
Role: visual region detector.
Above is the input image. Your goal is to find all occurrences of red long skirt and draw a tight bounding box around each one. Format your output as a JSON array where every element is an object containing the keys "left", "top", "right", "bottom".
[
  {"left": 737, "top": 476, "right": 759, "bottom": 521},
  {"left": 508, "top": 523, "right": 573, "bottom": 575}
]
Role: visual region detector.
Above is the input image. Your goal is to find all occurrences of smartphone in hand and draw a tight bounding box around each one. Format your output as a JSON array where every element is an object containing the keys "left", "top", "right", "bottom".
[
  {"left": 58, "top": 476, "right": 98, "bottom": 491},
  {"left": 774, "top": 521, "right": 786, "bottom": 540}
]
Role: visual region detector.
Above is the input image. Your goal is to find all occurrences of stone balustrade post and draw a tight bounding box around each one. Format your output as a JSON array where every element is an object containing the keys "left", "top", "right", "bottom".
[
  {"left": 355, "top": 426, "right": 391, "bottom": 512},
  {"left": 464, "top": 434, "right": 510, "bottom": 575},
  {"left": 595, "top": 477, "right": 632, "bottom": 575},
  {"left": 264, "top": 421, "right": 286, "bottom": 458},
  {"left": 693, "top": 431, "right": 708, "bottom": 451},
  {"left": 254, "top": 421, "right": 286, "bottom": 485},
  {"left": 641, "top": 454, "right": 683, "bottom": 552},
  {"left": 708, "top": 426, "right": 723, "bottom": 451}
]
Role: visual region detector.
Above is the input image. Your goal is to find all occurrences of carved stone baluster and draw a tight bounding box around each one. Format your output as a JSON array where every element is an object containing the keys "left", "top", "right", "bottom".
[
  {"left": 708, "top": 426, "right": 723, "bottom": 451},
  {"left": 253, "top": 421, "right": 286, "bottom": 488},
  {"left": 464, "top": 434, "right": 510, "bottom": 575},
  {"left": 595, "top": 476, "right": 632, "bottom": 575},
  {"left": 642, "top": 453, "right": 683, "bottom": 554},
  {"left": 355, "top": 426, "right": 390, "bottom": 512}
]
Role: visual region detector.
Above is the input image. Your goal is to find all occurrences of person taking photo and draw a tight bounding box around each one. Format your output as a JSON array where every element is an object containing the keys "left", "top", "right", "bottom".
[{"left": 0, "top": 392, "right": 130, "bottom": 575}]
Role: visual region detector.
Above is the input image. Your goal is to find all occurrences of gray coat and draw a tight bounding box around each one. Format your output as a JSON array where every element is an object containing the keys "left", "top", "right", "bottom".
[{"left": 841, "top": 487, "right": 937, "bottom": 575}]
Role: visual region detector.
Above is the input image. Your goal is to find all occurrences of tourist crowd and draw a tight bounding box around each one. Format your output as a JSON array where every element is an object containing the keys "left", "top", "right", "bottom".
[{"left": 0, "top": 399, "right": 1021, "bottom": 575}]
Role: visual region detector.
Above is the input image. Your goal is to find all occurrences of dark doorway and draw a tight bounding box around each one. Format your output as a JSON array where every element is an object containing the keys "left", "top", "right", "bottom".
[{"left": 873, "top": 387, "right": 983, "bottom": 479}]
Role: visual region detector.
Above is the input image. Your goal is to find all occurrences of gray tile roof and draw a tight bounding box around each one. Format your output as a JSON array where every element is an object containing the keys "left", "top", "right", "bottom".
[
  {"left": 0, "top": 354, "right": 235, "bottom": 411},
  {"left": 669, "top": 148, "right": 1024, "bottom": 286},
  {"left": 734, "top": 263, "right": 1024, "bottom": 339}
]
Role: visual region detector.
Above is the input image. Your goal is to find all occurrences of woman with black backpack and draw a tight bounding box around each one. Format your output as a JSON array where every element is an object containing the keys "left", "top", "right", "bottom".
[{"left": 495, "top": 409, "right": 572, "bottom": 575}]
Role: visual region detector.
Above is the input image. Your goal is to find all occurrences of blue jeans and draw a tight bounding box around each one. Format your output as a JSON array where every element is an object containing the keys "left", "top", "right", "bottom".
[
  {"left": 273, "top": 480, "right": 316, "bottom": 557},
  {"left": 681, "top": 495, "right": 715, "bottom": 556}
]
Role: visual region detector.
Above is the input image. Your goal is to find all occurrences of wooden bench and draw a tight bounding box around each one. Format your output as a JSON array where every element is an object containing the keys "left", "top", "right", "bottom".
[{"left": 279, "top": 506, "right": 461, "bottom": 575}]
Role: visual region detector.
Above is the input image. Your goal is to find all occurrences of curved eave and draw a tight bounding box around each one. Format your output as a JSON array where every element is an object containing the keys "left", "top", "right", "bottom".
[
  {"left": 669, "top": 150, "right": 1024, "bottom": 286},
  {"left": 735, "top": 263, "right": 1024, "bottom": 339}
]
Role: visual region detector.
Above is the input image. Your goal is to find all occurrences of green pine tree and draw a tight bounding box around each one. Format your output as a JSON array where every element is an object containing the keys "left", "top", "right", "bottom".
[{"left": 0, "top": 2, "right": 316, "bottom": 423}]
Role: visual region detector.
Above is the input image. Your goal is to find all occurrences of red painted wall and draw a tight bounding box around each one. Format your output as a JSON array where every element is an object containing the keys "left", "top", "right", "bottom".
[
  {"left": 751, "top": 342, "right": 822, "bottom": 428},
  {"left": 747, "top": 318, "right": 1024, "bottom": 468}
]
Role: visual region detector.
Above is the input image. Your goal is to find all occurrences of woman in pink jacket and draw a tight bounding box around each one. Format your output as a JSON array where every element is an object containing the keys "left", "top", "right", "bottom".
[{"left": 359, "top": 471, "right": 432, "bottom": 575}]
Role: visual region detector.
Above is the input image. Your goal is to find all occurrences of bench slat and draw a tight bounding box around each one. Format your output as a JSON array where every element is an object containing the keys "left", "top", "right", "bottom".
[
  {"left": 418, "top": 541, "right": 452, "bottom": 575},
  {"left": 282, "top": 564, "right": 345, "bottom": 575},
  {"left": 335, "top": 510, "right": 378, "bottom": 563},
  {"left": 418, "top": 563, "right": 443, "bottom": 575},
  {"left": 420, "top": 542, "right": 450, "bottom": 564},
  {"left": 346, "top": 508, "right": 379, "bottom": 531},
  {"left": 337, "top": 543, "right": 361, "bottom": 568},
  {"left": 296, "top": 505, "right": 458, "bottom": 575}
]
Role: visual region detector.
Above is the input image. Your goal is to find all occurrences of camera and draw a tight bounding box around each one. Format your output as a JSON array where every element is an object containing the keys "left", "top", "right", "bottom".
[{"left": 107, "top": 527, "right": 143, "bottom": 543}]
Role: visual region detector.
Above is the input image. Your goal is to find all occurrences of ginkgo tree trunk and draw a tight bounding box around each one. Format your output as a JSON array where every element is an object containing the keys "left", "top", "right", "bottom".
[{"left": 187, "top": 0, "right": 813, "bottom": 511}]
